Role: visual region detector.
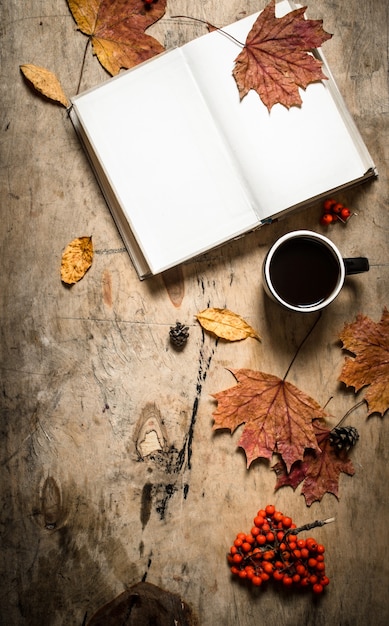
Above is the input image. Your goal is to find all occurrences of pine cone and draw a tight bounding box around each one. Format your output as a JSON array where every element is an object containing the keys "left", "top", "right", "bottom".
[
  {"left": 169, "top": 322, "right": 189, "bottom": 348},
  {"left": 329, "top": 425, "right": 359, "bottom": 452}
]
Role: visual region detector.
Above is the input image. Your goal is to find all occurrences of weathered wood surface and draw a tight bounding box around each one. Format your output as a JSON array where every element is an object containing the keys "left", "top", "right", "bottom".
[{"left": 1, "top": 1, "right": 388, "bottom": 624}]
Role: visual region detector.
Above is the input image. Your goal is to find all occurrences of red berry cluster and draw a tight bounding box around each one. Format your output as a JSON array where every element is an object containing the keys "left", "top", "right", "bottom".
[
  {"left": 227, "top": 505, "right": 330, "bottom": 594},
  {"left": 320, "top": 198, "right": 352, "bottom": 225}
]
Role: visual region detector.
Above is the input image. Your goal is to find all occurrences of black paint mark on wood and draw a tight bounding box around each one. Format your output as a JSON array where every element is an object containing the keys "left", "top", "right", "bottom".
[{"left": 140, "top": 482, "right": 153, "bottom": 529}]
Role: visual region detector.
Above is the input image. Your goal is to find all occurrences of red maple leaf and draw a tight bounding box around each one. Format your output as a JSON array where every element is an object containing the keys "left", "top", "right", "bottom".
[
  {"left": 212, "top": 369, "right": 326, "bottom": 471},
  {"left": 339, "top": 308, "right": 389, "bottom": 416},
  {"left": 68, "top": 0, "right": 166, "bottom": 75},
  {"left": 233, "top": 0, "right": 332, "bottom": 110},
  {"left": 273, "top": 420, "right": 355, "bottom": 506}
]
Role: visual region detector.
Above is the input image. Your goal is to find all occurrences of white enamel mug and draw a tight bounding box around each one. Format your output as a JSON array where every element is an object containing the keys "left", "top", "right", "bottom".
[{"left": 263, "top": 230, "right": 369, "bottom": 313}]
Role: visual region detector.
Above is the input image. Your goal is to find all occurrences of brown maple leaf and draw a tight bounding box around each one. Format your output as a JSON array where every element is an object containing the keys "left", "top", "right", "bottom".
[
  {"left": 339, "top": 308, "right": 389, "bottom": 416},
  {"left": 233, "top": 0, "right": 332, "bottom": 110},
  {"left": 273, "top": 420, "right": 355, "bottom": 506},
  {"left": 212, "top": 369, "right": 326, "bottom": 471},
  {"left": 68, "top": 0, "right": 166, "bottom": 75}
]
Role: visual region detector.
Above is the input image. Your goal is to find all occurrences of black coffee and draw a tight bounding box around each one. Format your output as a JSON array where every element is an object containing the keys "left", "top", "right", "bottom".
[{"left": 269, "top": 237, "right": 340, "bottom": 307}]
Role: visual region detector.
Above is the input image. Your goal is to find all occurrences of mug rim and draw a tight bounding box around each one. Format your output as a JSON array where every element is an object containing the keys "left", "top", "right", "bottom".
[{"left": 263, "top": 230, "right": 345, "bottom": 313}]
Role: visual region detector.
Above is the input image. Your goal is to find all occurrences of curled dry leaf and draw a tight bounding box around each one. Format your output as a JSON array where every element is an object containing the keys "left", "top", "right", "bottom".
[
  {"left": 61, "top": 236, "right": 93, "bottom": 284},
  {"left": 339, "top": 308, "right": 389, "bottom": 416},
  {"left": 233, "top": 0, "right": 332, "bottom": 110},
  {"left": 20, "top": 64, "right": 70, "bottom": 108},
  {"left": 67, "top": 0, "right": 167, "bottom": 75},
  {"left": 196, "top": 308, "right": 260, "bottom": 342}
]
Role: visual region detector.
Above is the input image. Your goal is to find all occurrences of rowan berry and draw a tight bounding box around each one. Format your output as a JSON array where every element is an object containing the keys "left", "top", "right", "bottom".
[
  {"left": 300, "top": 548, "right": 309, "bottom": 559},
  {"left": 265, "top": 504, "right": 275, "bottom": 516},
  {"left": 261, "top": 572, "right": 270, "bottom": 582},
  {"left": 321, "top": 575, "right": 330, "bottom": 586},
  {"left": 306, "top": 538, "right": 318, "bottom": 552},
  {"left": 283, "top": 575, "right": 293, "bottom": 587},
  {"left": 312, "top": 583, "right": 324, "bottom": 594},
  {"left": 251, "top": 526, "right": 260, "bottom": 537},
  {"left": 308, "top": 558, "right": 318, "bottom": 569},
  {"left": 320, "top": 213, "right": 333, "bottom": 225},
  {"left": 242, "top": 542, "right": 252, "bottom": 553},
  {"left": 282, "top": 516, "right": 292, "bottom": 528},
  {"left": 263, "top": 550, "right": 275, "bottom": 561},
  {"left": 323, "top": 198, "right": 336, "bottom": 211},
  {"left": 316, "top": 544, "right": 325, "bottom": 554},
  {"left": 257, "top": 534, "right": 266, "bottom": 546},
  {"left": 273, "top": 569, "right": 284, "bottom": 581},
  {"left": 232, "top": 554, "right": 243, "bottom": 564},
  {"left": 273, "top": 511, "right": 284, "bottom": 523},
  {"left": 252, "top": 575, "right": 262, "bottom": 586},
  {"left": 297, "top": 539, "right": 306, "bottom": 549},
  {"left": 230, "top": 566, "right": 239, "bottom": 575},
  {"left": 266, "top": 531, "right": 275, "bottom": 543},
  {"left": 332, "top": 202, "right": 343, "bottom": 214},
  {"left": 263, "top": 561, "right": 274, "bottom": 574},
  {"left": 254, "top": 515, "right": 265, "bottom": 527},
  {"left": 340, "top": 207, "right": 351, "bottom": 220},
  {"left": 292, "top": 574, "right": 301, "bottom": 584},
  {"left": 238, "top": 569, "right": 248, "bottom": 579},
  {"left": 234, "top": 538, "right": 243, "bottom": 548},
  {"left": 316, "top": 562, "right": 326, "bottom": 572}
]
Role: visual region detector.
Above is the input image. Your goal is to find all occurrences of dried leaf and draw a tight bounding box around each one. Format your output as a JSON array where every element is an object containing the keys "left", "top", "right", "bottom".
[
  {"left": 273, "top": 420, "right": 355, "bottom": 506},
  {"left": 212, "top": 369, "right": 326, "bottom": 470},
  {"left": 67, "top": 0, "right": 166, "bottom": 75},
  {"left": 20, "top": 64, "right": 70, "bottom": 107},
  {"left": 339, "top": 308, "right": 389, "bottom": 416},
  {"left": 61, "top": 236, "right": 93, "bottom": 284},
  {"left": 196, "top": 308, "right": 260, "bottom": 342},
  {"left": 233, "top": 0, "right": 332, "bottom": 110}
]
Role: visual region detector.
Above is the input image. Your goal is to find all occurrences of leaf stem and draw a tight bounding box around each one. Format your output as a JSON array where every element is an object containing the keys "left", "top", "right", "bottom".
[
  {"left": 76, "top": 37, "right": 91, "bottom": 95},
  {"left": 335, "top": 400, "right": 366, "bottom": 429},
  {"left": 170, "top": 15, "right": 245, "bottom": 48},
  {"left": 283, "top": 312, "right": 322, "bottom": 381}
]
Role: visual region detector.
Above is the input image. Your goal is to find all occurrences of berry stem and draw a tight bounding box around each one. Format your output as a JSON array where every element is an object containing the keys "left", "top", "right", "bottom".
[{"left": 285, "top": 516, "right": 335, "bottom": 538}]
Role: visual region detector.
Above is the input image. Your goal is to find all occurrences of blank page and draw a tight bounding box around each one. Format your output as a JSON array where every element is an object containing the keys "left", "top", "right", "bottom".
[{"left": 72, "top": 50, "right": 259, "bottom": 274}]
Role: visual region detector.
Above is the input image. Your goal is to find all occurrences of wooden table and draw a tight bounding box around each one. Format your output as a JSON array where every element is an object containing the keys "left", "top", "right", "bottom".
[{"left": 1, "top": 1, "right": 388, "bottom": 624}]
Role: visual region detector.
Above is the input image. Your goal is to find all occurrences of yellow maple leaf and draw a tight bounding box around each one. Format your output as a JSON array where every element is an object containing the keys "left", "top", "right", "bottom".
[
  {"left": 20, "top": 64, "right": 70, "bottom": 108},
  {"left": 61, "top": 236, "right": 94, "bottom": 284},
  {"left": 196, "top": 308, "right": 261, "bottom": 342}
]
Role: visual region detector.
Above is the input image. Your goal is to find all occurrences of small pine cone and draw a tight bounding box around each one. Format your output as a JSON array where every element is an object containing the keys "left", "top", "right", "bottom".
[
  {"left": 169, "top": 322, "right": 189, "bottom": 348},
  {"left": 329, "top": 425, "right": 359, "bottom": 452}
]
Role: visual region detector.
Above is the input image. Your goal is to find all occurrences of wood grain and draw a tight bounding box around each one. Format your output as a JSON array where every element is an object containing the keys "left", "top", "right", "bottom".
[{"left": 1, "top": 1, "right": 388, "bottom": 625}]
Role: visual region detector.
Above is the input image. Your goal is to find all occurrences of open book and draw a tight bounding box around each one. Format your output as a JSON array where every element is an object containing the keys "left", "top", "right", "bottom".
[{"left": 69, "top": 0, "right": 376, "bottom": 279}]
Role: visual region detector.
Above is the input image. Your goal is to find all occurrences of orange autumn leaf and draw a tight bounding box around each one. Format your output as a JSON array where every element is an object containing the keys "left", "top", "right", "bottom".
[
  {"left": 233, "top": 0, "right": 332, "bottom": 110},
  {"left": 338, "top": 308, "right": 389, "bottom": 416},
  {"left": 273, "top": 420, "right": 355, "bottom": 506},
  {"left": 212, "top": 369, "right": 326, "bottom": 471},
  {"left": 20, "top": 64, "right": 70, "bottom": 107},
  {"left": 61, "top": 236, "right": 94, "bottom": 284},
  {"left": 67, "top": 0, "right": 166, "bottom": 75}
]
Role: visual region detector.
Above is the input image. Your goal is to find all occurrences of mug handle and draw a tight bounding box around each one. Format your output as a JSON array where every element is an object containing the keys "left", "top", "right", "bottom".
[{"left": 343, "top": 257, "right": 369, "bottom": 275}]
